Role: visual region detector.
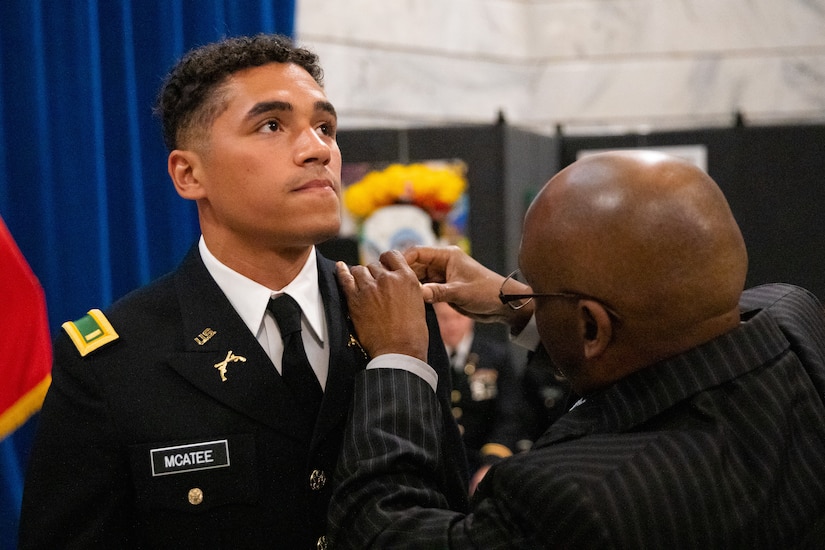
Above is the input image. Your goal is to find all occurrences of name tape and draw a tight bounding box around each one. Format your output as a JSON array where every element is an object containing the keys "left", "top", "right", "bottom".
[{"left": 150, "top": 439, "right": 230, "bottom": 477}]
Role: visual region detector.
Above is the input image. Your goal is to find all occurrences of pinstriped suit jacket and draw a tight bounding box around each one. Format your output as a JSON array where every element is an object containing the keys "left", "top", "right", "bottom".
[{"left": 329, "top": 284, "right": 825, "bottom": 549}]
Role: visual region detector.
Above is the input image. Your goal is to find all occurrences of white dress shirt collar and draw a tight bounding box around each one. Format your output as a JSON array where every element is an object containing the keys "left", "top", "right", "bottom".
[{"left": 198, "top": 236, "right": 325, "bottom": 343}]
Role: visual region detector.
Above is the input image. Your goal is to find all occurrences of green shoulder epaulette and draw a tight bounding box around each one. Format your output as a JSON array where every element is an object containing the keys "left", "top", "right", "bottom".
[{"left": 62, "top": 309, "right": 119, "bottom": 357}]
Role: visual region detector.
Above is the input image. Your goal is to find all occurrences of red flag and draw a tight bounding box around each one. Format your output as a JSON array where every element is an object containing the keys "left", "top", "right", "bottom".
[{"left": 0, "top": 216, "right": 51, "bottom": 439}]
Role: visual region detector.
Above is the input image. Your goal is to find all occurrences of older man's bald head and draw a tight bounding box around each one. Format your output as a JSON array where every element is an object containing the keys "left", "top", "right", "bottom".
[{"left": 520, "top": 151, "right": 748, "bottom": 392}]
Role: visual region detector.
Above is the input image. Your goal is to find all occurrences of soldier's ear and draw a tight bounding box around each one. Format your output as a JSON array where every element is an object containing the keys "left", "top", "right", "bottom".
[{"left": 168, "top": 149, "right": 206, "bottom": 200}]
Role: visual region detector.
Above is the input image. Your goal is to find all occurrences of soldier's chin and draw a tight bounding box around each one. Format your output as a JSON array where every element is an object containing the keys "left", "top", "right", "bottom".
[{"left": 311, "top": 222, "right": 342, "bottom": 245}]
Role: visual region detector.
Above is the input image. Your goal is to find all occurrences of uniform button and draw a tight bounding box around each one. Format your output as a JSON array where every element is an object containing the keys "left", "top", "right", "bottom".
[
  {"left": 451, "top": 389, "right": 462, "bottom": 403},
  {"left": 309, "top": 469, "right": 327, "bottom": 491},
  {"left": 316, "top": 535, "right": 329, "bottom": 549},
  {"left": 464, "top": 363, "right": 476, "bottom": 376},
  {"left": 452, "top": 407, "right": 463, "bottom": 419},
  {"left": 188, "top": 487, "right": 203, "bottom": 505}
]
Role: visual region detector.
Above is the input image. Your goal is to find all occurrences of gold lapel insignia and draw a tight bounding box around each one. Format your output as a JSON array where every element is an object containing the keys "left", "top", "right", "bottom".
[
  {"left": 345, "top": 314, "right": 370, "bottom": 361},
  {"left": 347, "top": 333, "right": 369, "bottom": 361},
  {"left": 194, "top": 327, "right": 217, "bottom": 346},
  {"left": 214, "top": 350, "right": 247, "bottom": 382}
]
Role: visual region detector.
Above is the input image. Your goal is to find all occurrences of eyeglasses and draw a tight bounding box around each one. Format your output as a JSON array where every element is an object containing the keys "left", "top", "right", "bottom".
[{"left": 498, "top": 269, "right": 621, "bottom": 320}]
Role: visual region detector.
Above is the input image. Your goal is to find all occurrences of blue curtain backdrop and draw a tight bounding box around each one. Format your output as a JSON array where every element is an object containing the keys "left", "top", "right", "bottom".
[
  {"left": 0, "top": 0, "right": 296, "bottom": 333},
  {"left": 0, "top": 1, "right": 295, "bottom": 547}
]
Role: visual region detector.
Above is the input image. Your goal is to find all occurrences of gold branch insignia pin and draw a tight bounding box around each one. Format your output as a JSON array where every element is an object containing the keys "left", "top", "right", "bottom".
[
  {"left": 195, "top": 327, "right": 217, "bottom": 345},
  {"left": 347, "top": 333, "right": 369, "bottom": 361},
  {"left": 214, "top": 350, "right": 246, "bottom": 382}
]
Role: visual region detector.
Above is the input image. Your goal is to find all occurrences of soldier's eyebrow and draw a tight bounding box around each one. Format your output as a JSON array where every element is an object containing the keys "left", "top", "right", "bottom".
[
  {"left": 315, "top": 101, "right": 337, "bottom": 119},
  {"left": 243, "top": 100, "right": 336, "bottom": 120},
  {"left": 245, "top": 101, "right": 292, "bottom": 121}
]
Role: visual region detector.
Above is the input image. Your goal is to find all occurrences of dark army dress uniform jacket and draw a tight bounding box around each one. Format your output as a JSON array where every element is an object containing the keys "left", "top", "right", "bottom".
[{"left": 19, "top": 245, "right": 468, "bottom": 549}]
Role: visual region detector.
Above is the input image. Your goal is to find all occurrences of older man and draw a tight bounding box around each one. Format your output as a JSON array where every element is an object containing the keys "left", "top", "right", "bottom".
[{"left": 330, "top": 151, "right": 825, "bottom": 548}]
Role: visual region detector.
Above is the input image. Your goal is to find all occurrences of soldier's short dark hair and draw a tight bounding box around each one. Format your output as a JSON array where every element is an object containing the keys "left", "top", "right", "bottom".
[{"left": 155, "top": 34, "right": 323, "bottom": 151}]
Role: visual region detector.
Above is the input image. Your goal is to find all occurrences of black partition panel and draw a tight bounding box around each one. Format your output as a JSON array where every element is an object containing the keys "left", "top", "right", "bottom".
[{"left": 560, "top": 124, "right": 825, "bottom": 300}]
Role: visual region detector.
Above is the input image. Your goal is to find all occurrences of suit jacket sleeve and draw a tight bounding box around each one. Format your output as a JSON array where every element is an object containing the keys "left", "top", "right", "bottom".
[{"left": 329, "top": 367, "right": 535, "bottom": 549}]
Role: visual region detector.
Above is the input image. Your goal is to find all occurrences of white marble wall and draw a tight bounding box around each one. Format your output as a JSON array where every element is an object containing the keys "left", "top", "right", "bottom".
[{"left": 296, "top": 0, "right": 825, "bottom": 134}]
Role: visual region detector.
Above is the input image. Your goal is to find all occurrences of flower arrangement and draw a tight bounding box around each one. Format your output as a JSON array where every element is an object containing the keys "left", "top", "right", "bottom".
[{"left": 343, "top": 162, "right": 467, "bottom": 221}]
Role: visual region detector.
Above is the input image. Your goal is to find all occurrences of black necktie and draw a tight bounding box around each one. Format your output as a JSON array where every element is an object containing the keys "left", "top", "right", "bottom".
[{"left": 267, "top": 294, "right": 323, "bottom": 419}]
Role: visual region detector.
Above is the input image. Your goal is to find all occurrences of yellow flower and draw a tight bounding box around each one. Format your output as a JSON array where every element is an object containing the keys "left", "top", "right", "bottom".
[{"left": 343, "top": 162, "right": 467, "bottom": 220}]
